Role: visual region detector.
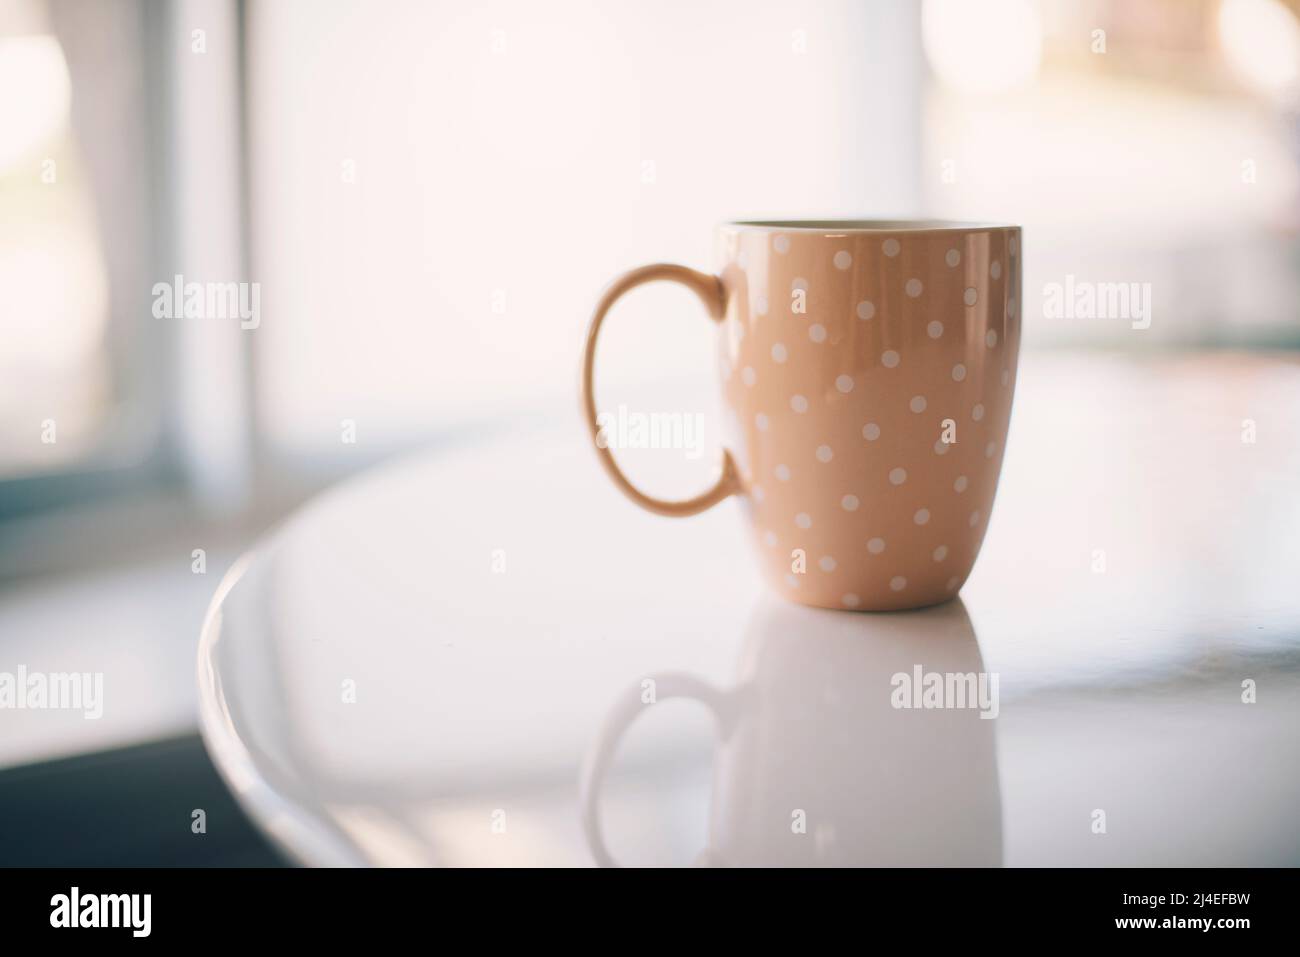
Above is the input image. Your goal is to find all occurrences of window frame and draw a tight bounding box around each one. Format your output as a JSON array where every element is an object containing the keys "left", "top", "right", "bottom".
[{"left": 1, "top": 0, "right": 255, "bottom": 524}]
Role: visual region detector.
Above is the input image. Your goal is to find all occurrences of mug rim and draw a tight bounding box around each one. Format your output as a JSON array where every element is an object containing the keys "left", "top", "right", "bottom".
[{"left": 724, "top": 219, "right": 1019, "bottom": 233}]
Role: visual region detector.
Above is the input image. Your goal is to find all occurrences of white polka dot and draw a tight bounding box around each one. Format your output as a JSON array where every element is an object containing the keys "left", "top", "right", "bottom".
[
  {"left": 927, "top": 320, "right": 944, "bottom": 339},
  {"left": 755, "top": 294, "right": 769, "bottom": 316},
  {"left": 890, "top": 576, "right": 907, "bottom": 592},
  {"left": 791, "top": 394, "right": 809, "bottom": 413},
  {"left": 833, "top": 250, "right": 852, "bottom": 270},
  {"left": 933, "top": 439, "right": 949, "bottom": 456},
  {"left": 914, "top": 508, "right": 931, "bottom": 526},
  {"left": 888, "top": 467, "right": 907, "bottom": 486},
  {"left": 742, "top": 366, "right": 756, "bottom": 387},
  {"left": 952, "top": 363, "right": 967, "bottom": 382},
  {"left": 954, "top": 475, "right": 968, "bottom": 493},
  {"left": 815, "top": 444, "right": 834, "bottom": 463},
  {"left": 867, "top": 537, "right": 886, "bottom": 554},
  {"left": 945, "top": 248, "right": 961, "bottom": 267},
  {"left": 842, "top": 593, "right": 860, "bottom": 608},
  {"left": 775, "top": 464, "right": 791, "bottom": 482},
  {"left": 809, "top": 323, "right": 827, "bottom": 343},
  {"left": 905, "top": 278, "right": 923, "bottom": 298},
  {"left": 986, "top": 330, "right": 998, "bottom": 347},
  {"left": 881, "top": 350, "right": 900, "bottom": 368},
  {"left": 773, "top": 234, "right": 790, "bottom": 254},
  {"left": 991, "top": 260, "right": 1002, "bottom": 279},
  {"left": 795, "top": 512, "right": 812, "bottom": 529},
  {"left": 771, "top": 343, "right": 788, "bottom": 363},
  {"left": 763, "top": 530, "right": 777, "bottom": 547},
  {"left": 791, "top": 277, "right": 808, "bottom": 292},
  {"left": 862, "top": 422, "right": 881, "bottom": 441},
  {"left": 785, "top": 573, "right": 800, "bottom": 589},
  {"left": 1007, "top": 298, "right": 1017, "bottom": 318},
  {"left": 933, "top": 545, "right": 949, "bottom": 562},
  {"left": 969, "top": 510, "right": 981, "bottom": 527},
  {"left": 752, "top": 485, "right": 765, "bottom": 504},
  {"left": 946, "top": 576, "right": 959, "bottom": 591},
  {"left": 1009, "top": 236, "right": 1018, "bottom": 255},
  {"left": 985, "top": 441, "right": 997, "bottom": 458},
  {"left": 819, "top": 555, "right": 837, "bottom": 572},
  {"left": 972, "top": 403, "right": 985, "bottom": 421},
  {"left": 755, "top": 413, "right": 769, "bottom": 431},
  {"left": 882, "top": 238, "right": 900, "bottom": 257},
  {"left": 964, "top": 287, "right": 978, "bottom": 306},
  {"left": 841, "top": 494, "right": 859, "bottom": 512},
  {"left": 909, "top": 395, "right": 927, "bottom": 413},
  {"left": 835, "top": 374, "right": 855, "bottom": 393},
  {"left": 737, "top": 251, "right": 749, "bottom": 271},
  {"left": 1001, "top": 369, "right": 1011, "bottom": 386},
  {"left": 856, "top": 300, "right": 875, "bottom": 320}
]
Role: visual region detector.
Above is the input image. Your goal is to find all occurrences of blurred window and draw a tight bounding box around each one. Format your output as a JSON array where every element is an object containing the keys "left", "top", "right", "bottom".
[
  {"left": 0, "top": 0, "right": 169, "bottom": 491},
  {"left": 922, "top": 0, "right": 1300, "bottom": 349}
]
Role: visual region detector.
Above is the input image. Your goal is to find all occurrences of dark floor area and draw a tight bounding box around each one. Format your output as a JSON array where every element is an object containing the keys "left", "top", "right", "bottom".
[{"left": 0, "top": 734, "right": 288, "bottom": 867}]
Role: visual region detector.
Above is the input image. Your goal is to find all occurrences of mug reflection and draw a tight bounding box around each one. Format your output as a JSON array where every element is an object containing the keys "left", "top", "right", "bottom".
[{"left": 580, "top": 598, "right": 1002, "bottom": 866}]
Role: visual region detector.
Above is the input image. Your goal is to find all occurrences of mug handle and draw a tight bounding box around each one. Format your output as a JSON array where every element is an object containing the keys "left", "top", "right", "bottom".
[
  {"left": 578, "top": 672, "right": 739, "bottom": 868},
  {"left": 581, "top": 263, "right": 740, "bottom": 516}
]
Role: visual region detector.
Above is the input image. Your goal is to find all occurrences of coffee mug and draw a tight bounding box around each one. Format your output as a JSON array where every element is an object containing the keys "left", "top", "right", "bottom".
[{"left": 581, "top": 220, "right": 1020, "bottom": 611}]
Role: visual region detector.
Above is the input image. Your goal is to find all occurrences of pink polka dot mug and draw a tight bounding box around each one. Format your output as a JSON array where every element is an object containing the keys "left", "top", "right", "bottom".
[{"left": 581, "top": 220, "right": 1021, "bottom": 611}]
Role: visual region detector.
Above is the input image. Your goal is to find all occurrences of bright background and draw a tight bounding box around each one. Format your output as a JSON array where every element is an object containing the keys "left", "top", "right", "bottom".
[{"left": 0, "top": 0, "right": 1297, "bottom": 765}]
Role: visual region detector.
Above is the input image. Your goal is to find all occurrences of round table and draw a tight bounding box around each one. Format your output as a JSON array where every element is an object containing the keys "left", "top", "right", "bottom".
[{"left": 198, "top": 354, "right": 1300, "bottom": 866}]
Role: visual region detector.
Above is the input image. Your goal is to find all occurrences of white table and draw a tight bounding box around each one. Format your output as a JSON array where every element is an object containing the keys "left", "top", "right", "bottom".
[{"left": 198, "top": 353, "right": 1300, "bottom": 866}]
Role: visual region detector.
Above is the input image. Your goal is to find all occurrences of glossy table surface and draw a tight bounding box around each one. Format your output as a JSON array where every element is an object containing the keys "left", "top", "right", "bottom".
[{"left": 198, "top": 352, "right": 1300, "bottom": 866}]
